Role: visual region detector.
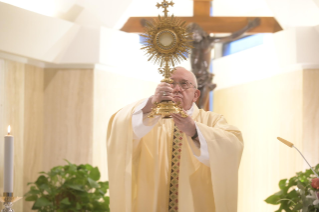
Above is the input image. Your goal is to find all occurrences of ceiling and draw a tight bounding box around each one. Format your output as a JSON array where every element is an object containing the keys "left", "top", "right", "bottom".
[{"left": 1, "top": 0, "right": 319, "bottom": 30}]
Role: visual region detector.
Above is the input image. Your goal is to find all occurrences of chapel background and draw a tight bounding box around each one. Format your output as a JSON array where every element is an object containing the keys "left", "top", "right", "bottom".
[{"left": 0, "top": 0, "right": 319, "bottom": 211}]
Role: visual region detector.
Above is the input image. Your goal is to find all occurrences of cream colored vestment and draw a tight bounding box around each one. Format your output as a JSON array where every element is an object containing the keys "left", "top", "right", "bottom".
[
  {"left": 132, "top": 99, "right": 210, "bottom": 166},
  {"left": 107, "top": 100, "right": 243, "bottom": 212}
]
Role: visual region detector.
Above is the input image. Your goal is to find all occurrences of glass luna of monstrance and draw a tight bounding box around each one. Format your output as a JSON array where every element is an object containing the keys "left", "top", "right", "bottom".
[{"left": 141, "top": 0, "right": 193, "bottom": 118}]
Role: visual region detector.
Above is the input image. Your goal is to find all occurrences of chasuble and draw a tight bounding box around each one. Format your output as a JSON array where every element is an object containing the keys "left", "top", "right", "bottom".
[{"left": 107, "top": 99, "right": 243, "bottom": 212}]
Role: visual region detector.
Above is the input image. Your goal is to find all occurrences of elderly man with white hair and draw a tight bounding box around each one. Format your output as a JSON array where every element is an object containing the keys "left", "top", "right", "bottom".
[{"left": 107, "top": 67, "right": 243, "bottom": 212}]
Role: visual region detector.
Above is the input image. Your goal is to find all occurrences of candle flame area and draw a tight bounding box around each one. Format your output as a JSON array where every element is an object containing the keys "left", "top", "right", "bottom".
[{"left": 8, "top": 125, "right": 11, "bottom": 134}]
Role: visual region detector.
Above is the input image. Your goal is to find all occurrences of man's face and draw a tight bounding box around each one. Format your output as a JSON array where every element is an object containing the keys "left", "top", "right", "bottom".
[{"left": 170, "top": 68, "right": 200, "bottom": 110}]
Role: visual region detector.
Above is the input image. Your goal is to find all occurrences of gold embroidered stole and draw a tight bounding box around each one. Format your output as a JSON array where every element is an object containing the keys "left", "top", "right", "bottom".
[{"left": 168, "top": 125, "right": 183, "bottom": 212}]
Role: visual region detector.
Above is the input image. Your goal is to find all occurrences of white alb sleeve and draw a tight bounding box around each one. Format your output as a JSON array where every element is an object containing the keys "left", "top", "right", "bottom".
[
  {"left": 187, "top": 122, "right": 210, "bottom": 167},
  {"left": 132, "top": 98, "right": 160, "bottom": 140}
]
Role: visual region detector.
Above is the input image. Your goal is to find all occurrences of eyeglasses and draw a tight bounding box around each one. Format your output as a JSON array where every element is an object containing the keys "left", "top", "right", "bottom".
[{"left": 170, "top": 81, "right": 196, "bottom": 90}]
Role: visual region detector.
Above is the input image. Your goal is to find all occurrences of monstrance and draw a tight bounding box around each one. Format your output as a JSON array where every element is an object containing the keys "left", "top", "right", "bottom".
[{"left": 141, "top": 0, "right": 193, "bottom": 118}]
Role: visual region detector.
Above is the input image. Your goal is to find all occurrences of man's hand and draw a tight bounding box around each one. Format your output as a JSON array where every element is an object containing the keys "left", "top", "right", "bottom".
[
  {"left": 152, "top": 82, "right": 173, "bottom": 104},
  {"left": 142, "top": 82, "right": 173, "bottom": 113},
  {"left": 171, "top": 112, "right": 196, "bottom": 137}
]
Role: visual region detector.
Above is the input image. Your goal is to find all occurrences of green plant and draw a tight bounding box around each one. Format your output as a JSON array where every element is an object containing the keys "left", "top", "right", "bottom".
[
  {"left": 265, "top": 164, "right": 319, "bottom": 212},
  {"left": 24, "top": 160, "right": 109, "bottom": 212}
]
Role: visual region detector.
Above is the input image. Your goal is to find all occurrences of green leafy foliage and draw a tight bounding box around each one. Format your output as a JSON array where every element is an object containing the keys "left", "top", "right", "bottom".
[
  {"left": 24, "top": 160, "right": 110, "bottom": 212},
  {"left": 265, "top": 164, "right": 319, "bottom": 212}
]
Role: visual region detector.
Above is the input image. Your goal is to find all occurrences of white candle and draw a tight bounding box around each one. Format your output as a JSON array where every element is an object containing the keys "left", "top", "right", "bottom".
[{"left": 4, "top": 125, "right": 14, "bottom": 193}]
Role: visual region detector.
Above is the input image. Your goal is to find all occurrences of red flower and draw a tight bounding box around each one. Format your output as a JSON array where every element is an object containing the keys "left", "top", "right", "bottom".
[{"left": 311, "top": 178, "right": 319, "bottom": 189}]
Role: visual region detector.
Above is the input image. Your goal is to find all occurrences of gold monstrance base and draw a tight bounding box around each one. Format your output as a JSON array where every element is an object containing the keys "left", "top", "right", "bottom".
[
  {"left": 148, "top": 70, "right": 188, "bottom": 119},
  {"left": 149, "top": 100, "right": 187, "bottom": 119},
  {"left": 141, "top": 0, "right": 193, "bottom": 119}
]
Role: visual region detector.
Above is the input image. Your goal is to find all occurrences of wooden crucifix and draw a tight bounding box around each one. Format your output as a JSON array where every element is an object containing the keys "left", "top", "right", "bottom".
[
  {"left": 121, "top": 1, "right": 282, "bottom": 34},
  {"left": 121, "top": 0, "right": 282, "bottom": 110}
]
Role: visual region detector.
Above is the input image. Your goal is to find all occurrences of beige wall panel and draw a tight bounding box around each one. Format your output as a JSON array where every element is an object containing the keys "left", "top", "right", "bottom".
[
  {"left": 23, "top": 64, "right": 44, "bottom": 212},
  {"left": 303, "top": 70, "right": 319, "bottom": 166},
  {"left": 2, "top": 60, "right": 25, "bottom": 212},
  {"left": 0, "top": 59, "right": 4, "bottom": 196},
  {"left": 214, "top": 71, "right": 303, "bottom": 212},
  {"left": 93, "top": 69, "right": 157, "bottom": 181},
  {"left": 43, "top": 69, "right": 94, "bottom": 171}
]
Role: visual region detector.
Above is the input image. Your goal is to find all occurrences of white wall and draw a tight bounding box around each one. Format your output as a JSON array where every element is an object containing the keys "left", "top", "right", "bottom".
[
  {"left": 213, "top": 26, "right": 319, "bottom": 212},
  {"left": 0, "top": 2, "right": 80, "bottom": 62},
  {"left": 214, "top": 26, "right": 319, "bottom": 90},
  {"left": 265, "top": 0, "right": 319, "bottom": 29}
]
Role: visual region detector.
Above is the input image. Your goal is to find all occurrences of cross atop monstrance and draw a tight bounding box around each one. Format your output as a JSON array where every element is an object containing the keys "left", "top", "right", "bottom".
[
  {"left": 156, "top": 0, "right": 174, "bottom": 17},
  {"left": 140, "top": 0, "right": 192, "bottom": 118}
]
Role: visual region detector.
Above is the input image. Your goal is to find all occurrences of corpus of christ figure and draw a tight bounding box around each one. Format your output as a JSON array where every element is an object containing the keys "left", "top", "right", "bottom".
[{"left": 186, "top": 18, "right": 260, "bottom": 109}]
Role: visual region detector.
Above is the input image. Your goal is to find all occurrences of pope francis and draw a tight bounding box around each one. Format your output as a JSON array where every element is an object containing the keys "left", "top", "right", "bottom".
[{"left": 107, "top": 67, "right": 244, "bottom": 212}]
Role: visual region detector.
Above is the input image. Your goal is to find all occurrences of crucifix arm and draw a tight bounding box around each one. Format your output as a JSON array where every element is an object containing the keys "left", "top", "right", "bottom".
[{"left": 208, "top": 17, "right": 261, "bottom": 44}]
